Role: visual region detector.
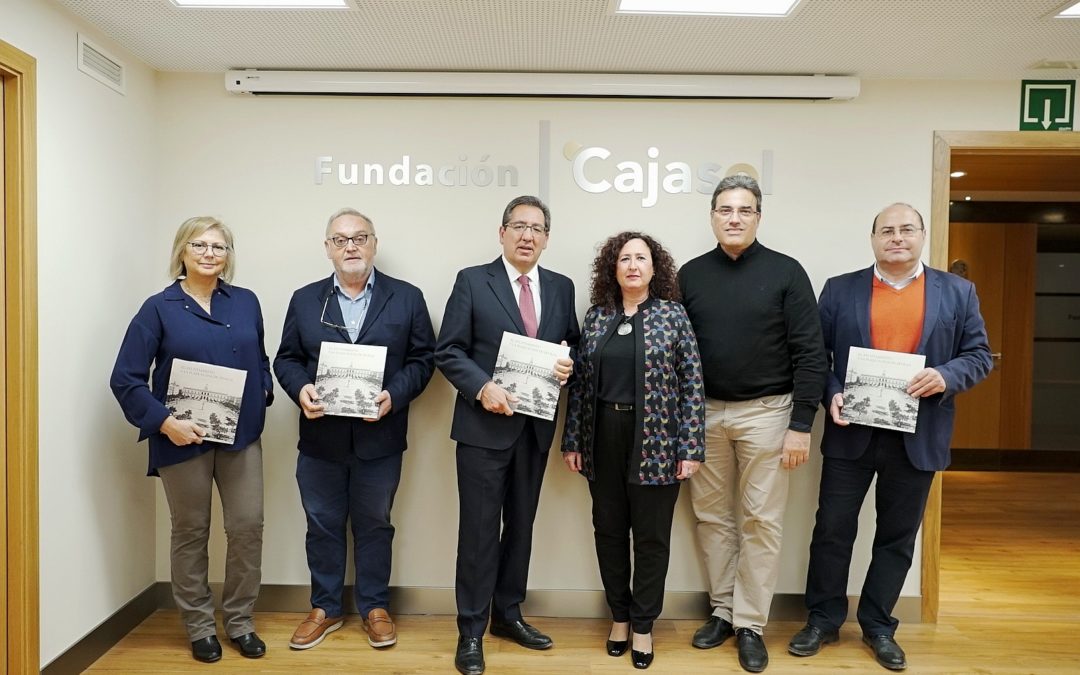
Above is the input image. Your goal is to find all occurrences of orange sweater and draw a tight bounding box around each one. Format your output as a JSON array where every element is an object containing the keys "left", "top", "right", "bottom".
[{"left": 870, "top": 274, "right": 925, "bottom": 353}]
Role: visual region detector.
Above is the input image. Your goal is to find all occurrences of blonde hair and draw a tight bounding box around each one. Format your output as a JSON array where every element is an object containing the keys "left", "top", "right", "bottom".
[{"left": 168, "top": 216, "right": 236, "bottom": 282}]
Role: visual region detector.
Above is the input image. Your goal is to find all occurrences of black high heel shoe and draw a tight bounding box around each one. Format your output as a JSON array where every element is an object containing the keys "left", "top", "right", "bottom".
[
  {"left": 631, "top": 633, "right": 654, "bottom": 669},
  {"left": 631, "top": 647, "right": 654, "bottom": 669},
  {"left": 607, "top": 638, "right": 629, "bottom": 656}
]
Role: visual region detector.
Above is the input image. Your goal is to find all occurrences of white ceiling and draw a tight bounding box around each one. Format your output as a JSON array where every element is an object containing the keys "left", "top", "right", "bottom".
[{"left": 51, "top": 0, "right": 1080, "bottom": 79}]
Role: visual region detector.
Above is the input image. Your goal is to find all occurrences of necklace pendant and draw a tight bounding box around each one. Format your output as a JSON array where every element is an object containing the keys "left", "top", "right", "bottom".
[{"left": 617, "top": 322, "right": 632, "bottom": 336}]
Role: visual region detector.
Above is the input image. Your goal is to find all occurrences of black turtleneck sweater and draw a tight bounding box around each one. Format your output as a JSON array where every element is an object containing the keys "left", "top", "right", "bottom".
[{"left": 677, "top": 239, "right": 827, "bottom": 432}]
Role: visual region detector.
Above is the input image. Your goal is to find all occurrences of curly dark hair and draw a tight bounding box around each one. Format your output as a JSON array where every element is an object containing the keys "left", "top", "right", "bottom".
[{"left": 589, "top": 231, "right": 680, "bottom": 309}]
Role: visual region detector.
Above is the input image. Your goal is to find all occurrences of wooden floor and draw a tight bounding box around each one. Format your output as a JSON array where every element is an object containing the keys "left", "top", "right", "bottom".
[{"left": 88, "top": 472, "right": 1080, "bottom": 673}]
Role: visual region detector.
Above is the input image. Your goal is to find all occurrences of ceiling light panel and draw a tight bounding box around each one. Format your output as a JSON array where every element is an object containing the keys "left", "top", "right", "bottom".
[
  {"left": 1056, "top": 1, "right": 1080, "bottom": 17},
  {"left": 616, "top": 0, "right": 800, "bottom": 16},
  {"left": 170, "top": 0, "right": 349, "bottom": 8}
]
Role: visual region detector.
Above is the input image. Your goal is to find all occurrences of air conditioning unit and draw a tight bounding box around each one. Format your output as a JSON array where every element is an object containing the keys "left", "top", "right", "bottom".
[{"left": 224, "top": 70, "right": 860, "bottom": 100}]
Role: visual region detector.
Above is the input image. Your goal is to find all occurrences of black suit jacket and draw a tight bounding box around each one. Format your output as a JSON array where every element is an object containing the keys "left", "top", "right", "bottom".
[
  {"left": 435, "top": 257, "right": 580, "bottom": 452},
  {"left": 274, "top": 270, "right": 436, "bottom": 462}
]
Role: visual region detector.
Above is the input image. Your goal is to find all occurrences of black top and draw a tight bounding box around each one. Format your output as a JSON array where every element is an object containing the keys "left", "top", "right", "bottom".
[
  {"left": 597, "top": 315, "right": 635, "bottom": 404},
  {"left": 677, "top": 239, "right": 827, "bottom": 431}
]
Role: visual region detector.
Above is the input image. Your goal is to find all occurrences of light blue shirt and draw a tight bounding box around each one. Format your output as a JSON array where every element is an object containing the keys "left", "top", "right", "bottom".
[{"left": 334, "top": 269, "right": 375, "bottom": 342}]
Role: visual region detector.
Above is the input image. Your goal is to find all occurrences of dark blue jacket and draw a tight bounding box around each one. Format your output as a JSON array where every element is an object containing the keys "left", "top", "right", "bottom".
[
  {"left": 274, "top": 271, "right": 435, "bottom": 462},
  {"left": 110, "top": 281, "right": 274, "bottom": 476},
  {"left": 819, "top": 266, "right": 993, "bottom": 471}
]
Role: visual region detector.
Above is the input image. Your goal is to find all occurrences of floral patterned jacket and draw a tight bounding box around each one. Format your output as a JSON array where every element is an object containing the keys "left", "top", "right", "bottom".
[{"left": 561, "top": 298, "right": 705, "bottom": 485}]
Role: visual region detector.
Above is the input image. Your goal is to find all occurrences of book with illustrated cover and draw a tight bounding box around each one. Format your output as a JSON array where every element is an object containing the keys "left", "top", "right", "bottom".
[
  {"left": 314, "top": 342, "right": 387, "bottom": 419},
  {"left": 165, "top": 358, "right": 247, "bottom": 444},
  {"left": 492, "top": 331, "right": 570, "bottom": 421},
  {"left": 841, "top": 346, "right": 926, "bottom": 433}
]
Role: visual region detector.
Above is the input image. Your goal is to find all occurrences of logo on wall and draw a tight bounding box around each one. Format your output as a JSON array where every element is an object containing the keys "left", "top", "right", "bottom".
[
  {"left": 563, "top": 142, "right": 772, "bottom": 208},
  {"left": 314, "top": 122, "right": 773, "bottom": 207},
  {"left": 315, "top": 155, "right": 519, "bottom": 188}
]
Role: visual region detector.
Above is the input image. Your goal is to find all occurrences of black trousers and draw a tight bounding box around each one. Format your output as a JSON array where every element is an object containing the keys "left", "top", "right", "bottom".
[
  {"left": 589, "top": 405, "right": 681, "bottom": 635},
  {"left": 455, "top": 423, "right": 547, "bottom": 638},
  {"left": 804, "top": 429, "right": 935, "bottom": 636}
]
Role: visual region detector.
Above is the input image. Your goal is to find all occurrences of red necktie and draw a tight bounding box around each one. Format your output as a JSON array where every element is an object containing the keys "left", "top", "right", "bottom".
[{"left": 518, "top": 275, "right": 538, "bottom": 338}]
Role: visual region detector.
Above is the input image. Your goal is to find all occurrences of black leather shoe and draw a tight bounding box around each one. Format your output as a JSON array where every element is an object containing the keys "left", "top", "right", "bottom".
[
  {"left": 736, "top": 628, "right": 769, "bottom": 673},
  {"left": 607, "top": 639, "right": 629, "bottom": 656},
  {"left": 692, "top": 616, "right": 735, "bottom": 649},
  {"left": 191, "top": 636, "right": 222, "bottom": 663},
  {"left": 490, "top": 619, "right": 553, "bottom": 650},
  {"left": 631, "top": 648, "right": 654, "bottom": 669},
  {"left": 230, "top": 631, "right": 266, "bottom": 658},
  {"left": 455, "top": 636, "right": 485, "bottom": 675},
  {"left": 863, "top": 634, "right": 907, "bottom": 671},
  {"left": 788, "top": 624, "right": 838, "bottom": 657}
]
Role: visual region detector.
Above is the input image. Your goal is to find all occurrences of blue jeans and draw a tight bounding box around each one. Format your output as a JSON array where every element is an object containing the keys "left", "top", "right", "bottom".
[{"left": 296, "top": 451, "right": 403, "bottom": 617}]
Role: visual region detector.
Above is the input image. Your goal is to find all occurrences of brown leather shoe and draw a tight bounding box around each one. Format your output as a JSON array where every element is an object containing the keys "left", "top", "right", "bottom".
[
  {"left": 363, "top": 608, "right": 398, "bottom": 647},
  {"left": 289, "top": 608, "right": 344, "bottom": 650}
]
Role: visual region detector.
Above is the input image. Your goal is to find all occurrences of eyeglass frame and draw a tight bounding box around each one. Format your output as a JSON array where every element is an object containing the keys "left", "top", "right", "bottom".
[
  {"left": 326, "top": 233, "right": 374, "bottom": 248},
  {"left": 711, "top": 207, "right": 761, "bottom": 220},
  {"left": 187, "top": 240, "right": 231, "bottom": 257},
  {"left": 320, "top": 289, "right": 372, "bottom": 332},
  {"left": 875, "top": 225, "right": 925, "bottom": 239},
  {"left": 502, "top": 221, "right": 550, "bottom": 237}
]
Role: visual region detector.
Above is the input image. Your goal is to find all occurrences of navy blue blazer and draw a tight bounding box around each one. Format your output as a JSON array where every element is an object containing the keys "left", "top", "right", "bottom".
[
  {"left": 111, "top": 281, "right": 274, "bottom": 476},
  {"left": 819, "top": 266, "right": 992, "bottom": 471},
  {"left": 435, "top": 257, "right": 581, "bottom": 452},
  {"left": 274, "top": 270, "right": 436, "bottom": 462}
]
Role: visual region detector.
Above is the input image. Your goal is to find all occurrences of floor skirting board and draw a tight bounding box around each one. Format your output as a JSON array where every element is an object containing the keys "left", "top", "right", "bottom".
[
  {"left": 41, "top": 584, "right": 159, "bottom": 675},
  {"left": 169, "top": 583, "right": 919, "bottom": 623}
]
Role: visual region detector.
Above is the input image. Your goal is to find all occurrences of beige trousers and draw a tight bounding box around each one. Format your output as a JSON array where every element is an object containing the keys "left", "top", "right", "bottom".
[
  {"left": 158, "top": 441, "right": 264, "bottom": 641},
  {"left": 690, "top": 394, "right": 792, "bottom": 634}
]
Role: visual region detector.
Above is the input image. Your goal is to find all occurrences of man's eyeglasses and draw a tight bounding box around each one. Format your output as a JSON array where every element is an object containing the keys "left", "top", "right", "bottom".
[
  {"left": 320, "top": 290, "right": 372, "bottom": 331},
  {"left": 712, "top": 207, "right": 760, "bottom": 220},
  {"left": 320, "top": 294, "right": 348, "bottom": 330},
  {"left": 327, "top": 233, "right": 373, "bottom": 248},
  {"left": 188, "top": 241, "right": 230, "bottom": 257},
  {"left": 876, "top": 226, "right": 924, "bottom": 239},
  {"left": 504, "top": 221, "right": 548, "bottom": 237}
]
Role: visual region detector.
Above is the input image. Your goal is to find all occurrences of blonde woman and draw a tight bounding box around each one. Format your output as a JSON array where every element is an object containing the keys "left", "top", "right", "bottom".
[{"left": 111, "top": 217, "right": 273, "bottom": 663}]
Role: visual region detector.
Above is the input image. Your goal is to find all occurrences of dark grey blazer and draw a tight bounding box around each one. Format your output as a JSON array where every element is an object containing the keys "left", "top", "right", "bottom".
[{"left": 435, "top": 257, "right": 580, "bottom": 452}]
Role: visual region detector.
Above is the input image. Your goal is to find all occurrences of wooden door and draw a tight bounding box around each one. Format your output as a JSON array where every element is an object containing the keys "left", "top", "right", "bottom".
[
  {"left": 0, "top": 69, "right": 7, "bottom": 673},
  {"left": 948, "top": 221, "right": 1035, "bottom": 449},
  {"left": 1, "top": 39, "right": 38, "bottom": 674}
]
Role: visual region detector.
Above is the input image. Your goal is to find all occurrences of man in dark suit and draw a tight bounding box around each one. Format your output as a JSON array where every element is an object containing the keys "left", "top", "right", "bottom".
[
  {"left": 436, "top": 195, "right": 580, "bottom": 675},
  {"left": 788, "top": 203, "right": 992, "bottom": 671},
  {"left": 275, "top": 207, "right": 435, "bottom": 652}
]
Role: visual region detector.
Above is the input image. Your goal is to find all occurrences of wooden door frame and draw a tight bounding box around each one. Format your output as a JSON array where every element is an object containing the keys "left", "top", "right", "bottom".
[
  {"left": 0, "top": 39, "right": 38, "bottom": 674},
  {"left": 922, "top": 130, "right": 1080, "bottom": 622}
]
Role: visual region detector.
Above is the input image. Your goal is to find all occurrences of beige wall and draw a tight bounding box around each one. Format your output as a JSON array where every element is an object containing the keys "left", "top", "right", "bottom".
[
  {"left": 0, "top": 0, "right": 160, "bottom": 667},
  {"left": 152, "top": 74, "right": 1017, "bottom": 598}
]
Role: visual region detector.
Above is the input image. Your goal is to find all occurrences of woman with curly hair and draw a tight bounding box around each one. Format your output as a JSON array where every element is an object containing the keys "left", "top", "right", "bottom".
[{"left": 561, "top": 231, "right": 705, "bottom": 669}]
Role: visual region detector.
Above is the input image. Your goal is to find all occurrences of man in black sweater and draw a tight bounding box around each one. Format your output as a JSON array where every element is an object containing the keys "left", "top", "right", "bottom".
[{"left": 678, "top": 174, "right": 827, "bottom": 673}]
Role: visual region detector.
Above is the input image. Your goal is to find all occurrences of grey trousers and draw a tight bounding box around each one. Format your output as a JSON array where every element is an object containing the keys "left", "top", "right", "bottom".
[{"left": 158, "top": 440, "right": 263, "bottom": 641}]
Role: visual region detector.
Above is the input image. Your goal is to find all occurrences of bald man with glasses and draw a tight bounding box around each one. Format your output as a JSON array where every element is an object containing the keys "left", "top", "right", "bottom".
[{"left": 274, "top": 207, "right": 435, "bottom": 652}]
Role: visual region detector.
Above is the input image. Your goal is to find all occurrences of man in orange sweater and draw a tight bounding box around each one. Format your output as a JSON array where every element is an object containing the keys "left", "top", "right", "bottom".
[{"left": 789, "top": 203, "right": 992, "bottom": 671}]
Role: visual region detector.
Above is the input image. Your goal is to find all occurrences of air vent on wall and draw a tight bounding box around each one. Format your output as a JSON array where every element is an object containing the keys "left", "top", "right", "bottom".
[{"left": 78, "top": 33, "right": 126, "bottom": 95}]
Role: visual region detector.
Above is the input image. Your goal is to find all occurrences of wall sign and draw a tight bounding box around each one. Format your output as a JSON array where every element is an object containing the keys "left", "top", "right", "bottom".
[
  {"left": 1020, "top": 80, "right": 1075, "bottom": 131},
  {"left": 315, "top": 122, "right": 772, "bottom": 207}
]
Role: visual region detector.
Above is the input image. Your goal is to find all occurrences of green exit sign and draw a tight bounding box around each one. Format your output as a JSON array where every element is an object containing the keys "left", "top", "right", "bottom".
[{"left": 1020, "top": 80, "right": 1075, "bottom": 131}]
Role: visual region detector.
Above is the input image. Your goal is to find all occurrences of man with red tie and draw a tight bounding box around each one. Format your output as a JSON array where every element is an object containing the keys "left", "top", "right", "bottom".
[{"left": 436, "top": 196, "right": 580, "bottom": 675}]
